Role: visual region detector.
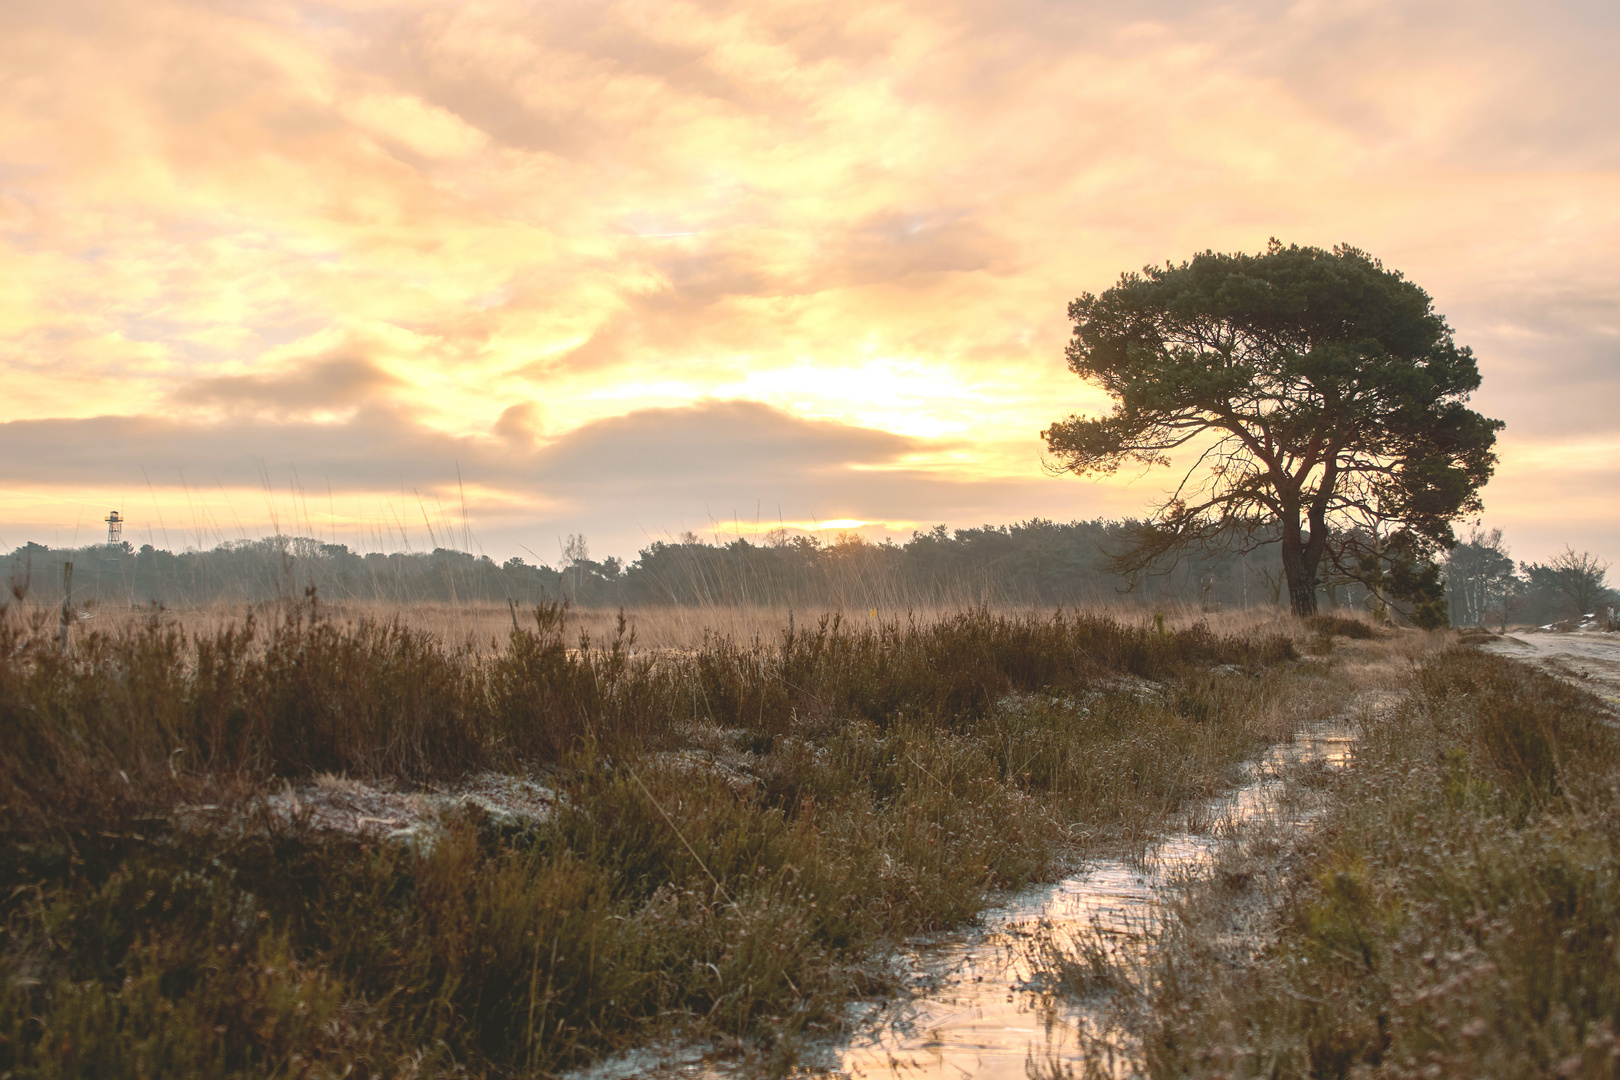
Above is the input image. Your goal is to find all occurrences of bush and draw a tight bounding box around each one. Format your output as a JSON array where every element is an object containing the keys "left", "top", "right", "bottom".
[{"left": 1305, "top": 613, "right": 1376, "bottom": 639}]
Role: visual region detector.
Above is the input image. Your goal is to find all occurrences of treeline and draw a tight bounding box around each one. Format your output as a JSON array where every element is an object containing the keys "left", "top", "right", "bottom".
[
  {"left": 6, "top": 521, "right": 1293, "bottom": 613},
  {"left": 1441, "top": 528, "right": 1616, "bottom": 628},
  {"left": 8, "top": 521, "right": 1609, "bottom": 625}
]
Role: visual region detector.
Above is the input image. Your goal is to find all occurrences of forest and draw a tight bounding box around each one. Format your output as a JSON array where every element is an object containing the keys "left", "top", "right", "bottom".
[{"left": 6, "top": 519, "right": 1607, "bottom": 627}]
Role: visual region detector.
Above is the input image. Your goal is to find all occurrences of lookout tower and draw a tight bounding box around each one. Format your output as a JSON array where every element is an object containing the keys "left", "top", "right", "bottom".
[{"left": 105, "top": 511, "right": 123, "bottom": 545}]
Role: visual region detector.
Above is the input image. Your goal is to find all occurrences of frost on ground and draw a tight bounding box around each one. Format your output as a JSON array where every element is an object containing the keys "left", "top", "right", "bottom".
[
  {"left": 234, "top": 771, "right": 563, "bottom": 844},
  {"left": 188, "top": 737, "right": 772, "bottom": 849}
]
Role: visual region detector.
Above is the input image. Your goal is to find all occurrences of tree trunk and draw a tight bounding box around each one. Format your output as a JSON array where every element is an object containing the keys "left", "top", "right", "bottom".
[
  {"left": 1280, "top": 525, "right": 1319, "bottom": 617},
  {"left": 1286, "top": 567, "right": 1318, "bottom": 616}
]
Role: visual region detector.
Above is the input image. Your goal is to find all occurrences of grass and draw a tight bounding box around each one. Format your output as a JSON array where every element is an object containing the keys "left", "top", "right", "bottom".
[
  {"left": 1305, "top": 612, "right": 1378, "bottom": 641},
  {"left": 34, "top": 594, "right": 1303, "bottom": 655},
  {"left": 1088, "top": 645, "right": 1620, "bottom": 1080},
  {"left": 0, "top": 594, "right": 1323, "bottom": 1077}
]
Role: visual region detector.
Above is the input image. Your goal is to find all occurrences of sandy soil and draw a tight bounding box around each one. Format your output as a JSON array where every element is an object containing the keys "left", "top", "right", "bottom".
[{"left": 1482, "top": 630, "right": 1620, "bottom": 710}]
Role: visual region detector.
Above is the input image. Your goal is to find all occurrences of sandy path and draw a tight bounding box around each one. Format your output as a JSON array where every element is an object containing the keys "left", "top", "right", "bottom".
[{"left": 1483, "top": 630, "right": 1620, "bottom": 710}]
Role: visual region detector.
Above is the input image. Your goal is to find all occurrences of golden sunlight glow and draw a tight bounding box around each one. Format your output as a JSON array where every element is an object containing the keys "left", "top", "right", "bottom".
[{"left": 0, "top": 0, "right": 1615, "bottom": 563}]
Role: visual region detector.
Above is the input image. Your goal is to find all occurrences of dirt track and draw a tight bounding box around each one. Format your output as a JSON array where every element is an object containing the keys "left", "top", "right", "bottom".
[{"left": 1483, "top": 630, "right": 1620, "bottom": 710}]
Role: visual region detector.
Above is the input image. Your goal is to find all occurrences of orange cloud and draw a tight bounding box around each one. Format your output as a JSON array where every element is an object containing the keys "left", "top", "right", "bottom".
[{"left": 0, "top": 0, "right": 1615, "bottom": 564}]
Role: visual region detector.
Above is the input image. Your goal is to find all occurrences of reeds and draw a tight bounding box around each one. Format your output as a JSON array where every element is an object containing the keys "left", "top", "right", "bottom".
[{"left": 0, "top": 596, "right": 1311, "bottom": 1076}]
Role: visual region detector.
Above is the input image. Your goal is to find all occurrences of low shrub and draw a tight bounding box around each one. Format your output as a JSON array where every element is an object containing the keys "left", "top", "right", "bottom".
[
  {"left": 1305, "top": 613, "right": 1376, "bottom": 640},
  {"left": 1137, "top": 648, "right": 1620, "bottom": 1080},
  {"left": 0, "top": 599, "right": 1308, "bottom": 1075}
]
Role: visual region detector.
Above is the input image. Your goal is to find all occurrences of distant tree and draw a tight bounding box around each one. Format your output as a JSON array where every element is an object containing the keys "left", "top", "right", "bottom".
[
  {"left": 1252, "top": 560, "right": 1287, "bottom": 607},
  {"left": 1043, "top": 240, "right": 1503, "bottom": 616},
  {"left": 563, "top": 533, "right": 590, "bottom": 600},
  {"left": 1523, "top": 547, "right": 1613, "bottom": 620},
  {"left": 1443, "top": 527, "right": 1518, "bottom": 628}
]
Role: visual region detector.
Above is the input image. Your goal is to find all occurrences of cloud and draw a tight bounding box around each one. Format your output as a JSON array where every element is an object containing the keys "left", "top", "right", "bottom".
[
  {"left": 492, "top": 402, "right": 544, "bottom": 448},
  {"left": 0, "top": 398, "right": 918, "bottom": 495},
  {"left": 0, "top": 0, "right": 1615, "bottom": 567},
  {"left": 834, "top": 209, "right": 1011, "bottom": 285},
  {"left": 0, "top": 408, "right": 464, "bottom": 490},
  {"left": 341, "top": 92, "right": 490, "bottom": 160},
  {"left": 173, "top": 356, "right": 403, "bottom": 416},
  {"left": 0, "top": 398, "right": 1124, "bottom": 554},
  {"left": 528, "top": 399, "right": 919, "bottom": 490}
]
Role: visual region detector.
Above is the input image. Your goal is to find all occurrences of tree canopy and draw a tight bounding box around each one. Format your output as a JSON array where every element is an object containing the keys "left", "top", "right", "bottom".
[
  {"left": 1043, "top": 240, "right": 1503, "bottom": 617},
  {"left": 1442, "top": 527, "right": 1517, "bottom": 629},
  {"left": 1523, "top": 547, "right": 1613, "bottom": 620}
]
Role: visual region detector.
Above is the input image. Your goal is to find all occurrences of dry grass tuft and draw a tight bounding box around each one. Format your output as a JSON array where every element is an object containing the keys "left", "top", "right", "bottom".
[{"left": 1306, "top": 612, "right": 1379, "bottom": 640}]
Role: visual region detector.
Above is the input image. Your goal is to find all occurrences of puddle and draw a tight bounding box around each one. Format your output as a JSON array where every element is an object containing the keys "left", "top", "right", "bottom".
[
  {"left": 793, "top": 726, "right": 1354, "bottom": 1080},
  {"left": 570, "top": 727, "right": 1355, "bottom": 1080}
]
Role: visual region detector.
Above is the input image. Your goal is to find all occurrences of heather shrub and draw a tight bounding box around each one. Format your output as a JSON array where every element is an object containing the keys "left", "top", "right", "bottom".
[
  {"left": 1135, "top": 648, "right": 1620, "bottom": 1080},
  {"left": 0, "top": 599, "right": 1313, "bottom": 1075}
]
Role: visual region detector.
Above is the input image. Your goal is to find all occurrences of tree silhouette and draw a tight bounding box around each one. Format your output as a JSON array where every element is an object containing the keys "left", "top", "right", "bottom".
[
  {"left": 1523, "top": 547, "right": 1612, "bottom": 619},
  {"left": 1044, "top": 240, "right": 1503, "bottom": 616}
]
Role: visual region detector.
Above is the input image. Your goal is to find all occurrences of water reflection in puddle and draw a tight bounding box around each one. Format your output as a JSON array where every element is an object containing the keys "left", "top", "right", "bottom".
[{"left": 794, "top": 726, "right": 1354, "bottom": 1080}]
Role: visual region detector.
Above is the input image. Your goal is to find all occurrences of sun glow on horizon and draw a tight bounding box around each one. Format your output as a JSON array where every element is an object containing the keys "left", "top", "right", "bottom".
[{"left": 0, "top": 0, "right": 1615, "bottom": 566}]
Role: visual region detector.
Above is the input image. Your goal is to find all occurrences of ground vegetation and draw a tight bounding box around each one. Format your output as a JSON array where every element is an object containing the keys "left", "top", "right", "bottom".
[
  {"left": 1108, "top": 646, "right": 1620, "bottom": 1079},
  {"left": 0, "top": 593, "right": 1315, "bottom": 1077}
]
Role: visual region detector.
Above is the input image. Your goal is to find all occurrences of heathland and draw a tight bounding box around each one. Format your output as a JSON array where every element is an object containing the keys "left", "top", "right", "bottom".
[
  {"left": 1018, "top": 626, "right": 1620, "bottom": 1080},
  {"left": 2, "top": 592, "right": 1616, "bottom": 1078}
]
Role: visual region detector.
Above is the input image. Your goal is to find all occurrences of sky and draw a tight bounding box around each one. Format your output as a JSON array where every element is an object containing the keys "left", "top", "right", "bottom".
[{"left": 1, "top": 0, "right": 1616, "bottom": 569}]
